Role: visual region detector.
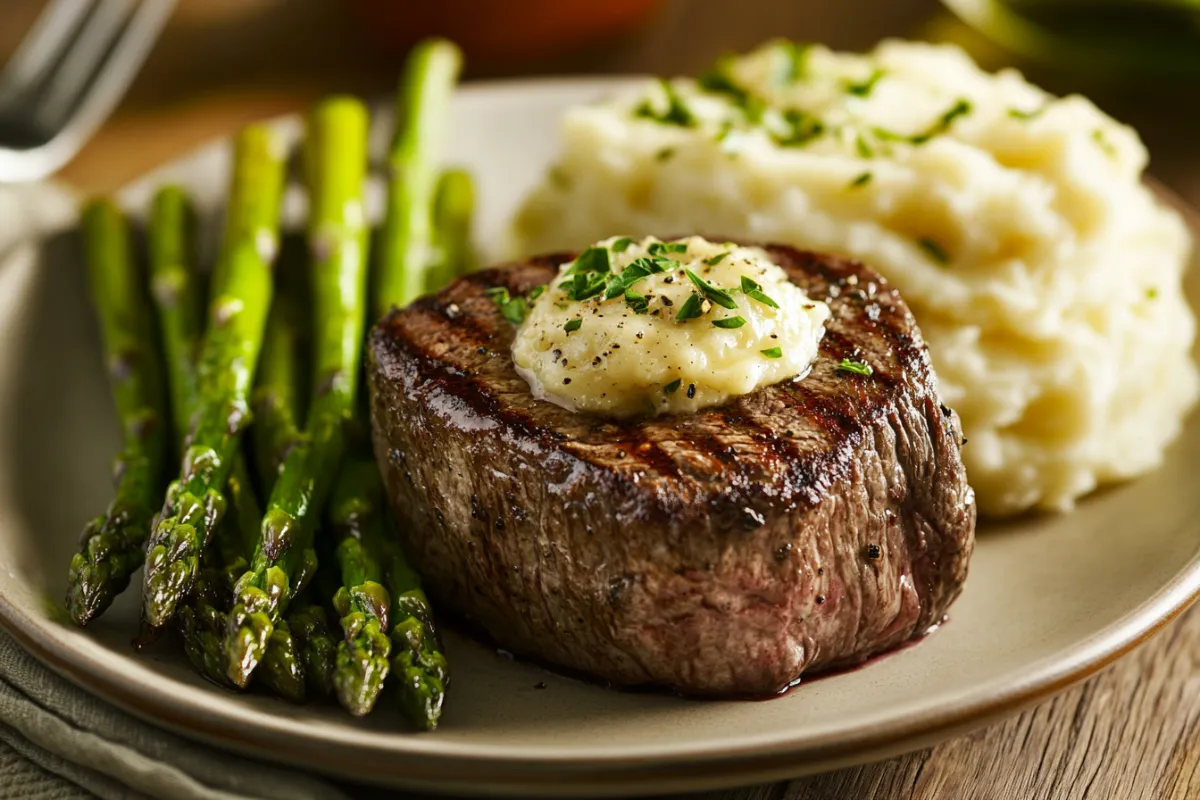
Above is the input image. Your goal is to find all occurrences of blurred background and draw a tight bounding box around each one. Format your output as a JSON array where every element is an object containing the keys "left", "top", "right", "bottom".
[{"left": 0, "top": 0, "right": 1197, "bottom": 200}]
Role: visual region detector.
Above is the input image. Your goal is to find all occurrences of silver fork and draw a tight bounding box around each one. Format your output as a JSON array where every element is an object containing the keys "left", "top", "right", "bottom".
[{"left": 0, "top": 0, "right": 175, "bottom": 183}]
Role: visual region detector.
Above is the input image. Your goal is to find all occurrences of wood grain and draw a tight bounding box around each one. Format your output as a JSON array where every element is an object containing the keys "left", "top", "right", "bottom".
[
  {"left": 701, "top": 605, "right": 1200, "bottom": 800},
  {"left": 3, "top": 1, "right": 1198, "bottom": 798}
]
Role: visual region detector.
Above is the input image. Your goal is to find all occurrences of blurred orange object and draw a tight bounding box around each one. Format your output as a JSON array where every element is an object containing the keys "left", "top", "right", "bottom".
[{"left": 346, "top": 0, "right": 664, "bottom": 63}]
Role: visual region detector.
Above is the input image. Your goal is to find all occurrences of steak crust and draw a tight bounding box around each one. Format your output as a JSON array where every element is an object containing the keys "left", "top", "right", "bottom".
[{"left": 368, "top": 244, "right": 976, "bottom": 696}]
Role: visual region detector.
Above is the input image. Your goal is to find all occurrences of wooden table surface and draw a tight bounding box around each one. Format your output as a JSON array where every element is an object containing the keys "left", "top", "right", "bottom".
[{"left": 6, "top": 1, "right": 1198, "bottom": 798}]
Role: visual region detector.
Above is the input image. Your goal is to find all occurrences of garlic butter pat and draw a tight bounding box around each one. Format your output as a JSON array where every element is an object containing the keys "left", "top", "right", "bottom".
[{"left": 511, "top": 235, "right": 830, "bottom": 418}]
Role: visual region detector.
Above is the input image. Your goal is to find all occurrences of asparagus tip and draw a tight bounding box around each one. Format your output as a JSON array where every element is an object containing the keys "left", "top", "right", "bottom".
[
  {"left": 261, "top": 508, "right": 295, "bottom": 563},
  {"left": 142, "top": 518, "right": 202, "bottom": 628},
  {"left": 260, "top": 624, "right": 307, "bottom": 703},
  {"left": 333, "top": 612, "right": 392, "bottom": 717},
  {"left": 224, "top": 604, "right": 274, "bottom": 688},
  {"left": 65, "top": 559, "right": 111, "bottom": 627}
]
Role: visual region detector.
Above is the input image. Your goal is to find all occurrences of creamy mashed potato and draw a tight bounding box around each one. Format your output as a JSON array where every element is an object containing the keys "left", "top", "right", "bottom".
[
  {"left": 512, "top": 235, "right": 830, "bottom": 417},
  {"left": 511, "top": 39, "right": 1198, "bottom": 516}
]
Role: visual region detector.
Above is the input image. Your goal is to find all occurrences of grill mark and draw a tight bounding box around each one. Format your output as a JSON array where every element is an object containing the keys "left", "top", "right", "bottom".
[{"left": 611, "top": 430, "right": 686, "bottom": 484}]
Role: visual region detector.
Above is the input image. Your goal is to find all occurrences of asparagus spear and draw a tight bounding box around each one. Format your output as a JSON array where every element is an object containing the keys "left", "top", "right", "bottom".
[
  {"left": 383, "top": 511, "right": 448, "bottom": 731},
  {"left": 146, "top": 186, "right": 203, "bottom": 443},
  {"left": 328, "top": 457, "right": 392, "bottom": 716},
  {"left": 367, "top": 37, "right": 461, "bottom": 729},
  {"left": 425, "top": 168, "right": 476, "bottom": 292},
  {"left": 66, "top": 201, "right": 170, "bottom": 626},
  {"left": 140, "top": 124, "right": 287, "bottom": 633},
  {"left": 145, "top": 185, "right": 263, "bottom": 528},
  {"left": 250, "top": 242, "right": 307, "bottom": 494},
  {"left": 225, "top": 97, "right": 370, "bottom": 688},
  {"left": 376, "top": 38, "right": 463, "bottom": 312}
]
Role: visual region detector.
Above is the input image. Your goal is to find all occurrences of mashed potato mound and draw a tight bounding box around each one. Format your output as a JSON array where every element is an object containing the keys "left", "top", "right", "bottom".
[{"left": 510, "top": 39, "right": 1198, "bottom": 516}]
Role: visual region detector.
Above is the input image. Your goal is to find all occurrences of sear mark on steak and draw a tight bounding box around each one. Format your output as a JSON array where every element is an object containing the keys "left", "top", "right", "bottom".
[{"left": 368, "top": 243, "right": 976, "bottom": 697}]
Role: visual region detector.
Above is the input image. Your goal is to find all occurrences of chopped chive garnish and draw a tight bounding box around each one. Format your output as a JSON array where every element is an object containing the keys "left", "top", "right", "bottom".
[
  {"left": 848, "top": 172, "right": 872, "bottom": 189},
  {"left": 739, "top": 275, "right": 780, "bottom": 309},
  {"left": 648, "top": 241, "right": 688, "bottom": 256},
  {"left": 675, "top": 293, "right": 704, "bottom": 321},
  {"left": 486, "top": 287, "right": 528, "bottom": 324},
  {"left": 715, "top": 122, "right": 744, "bottom": 156},
  {"left": 846, "top": 69, "right": 884, "bottom": 98},
  {"left": 500, "top": 297, "right": 527, "bottom": 325},
  {"left": 1092, "top": 128, "right": 1117, "bottom": 158},
  {"left": 698, "top": 56, "right": 750, "bottom": 105},
  {"left": 635, "top": 78, "right": 697, "bottom": 127},
  {"left": 917, "top": 237, "right": 950, "bottom": 265},
  {"left": 598, "top": 256, "right": 671, "bottom": 299},
  {"left": 564, "top": 318, "right": 582, "bottom": 332},
  {"left": 625, "top": 289, "right": 650, "bottom": 314},
  {"left": 873, "top": 98, "right": 972, "bottom": 146},
  {"left": 837, "top": 358, "right": 873, "bottom": 376},
  {"left": 685, "top": 268, "right": 738, "bottom": 309},
  {"left": 712, "top": 316, "right": 746, "bottom": 329},
  {"left": 775, "top": 41, "right": 812, "bottom": 85},
  {"left": 772, "top": 108, "right": 825, "bottom": 148},
  {"left": 1008, "top": 107, "right": 1044, "bottom": 121},
  {"left": 760, "top": 347, "right": 783, "bottom": 359},
  {"left": 611, "top": 237, "right": 634, "bottom": 253},
  {"left": 912, "top": 99, "right": 972, "bottom": 144},
  {"left": 655, "top": 147, "right": 676, "bottom": 162},
  {"left": 664, "top": 379, "right": 682, "bottom": 394},
  {"left": 565, "top": 246, "right": 611, "bottom": 276},
  {"left": 529, "top": 285, "right": 546, "bottom": 301},
  {"left": 705, "top": 252, "right": 730, "bottom": 266},
  {"left": 856, "top": 133, "right": 875, "bottom": 159},
  {"left": 566, "top": 271, "right": 607, "bottom": 301}
]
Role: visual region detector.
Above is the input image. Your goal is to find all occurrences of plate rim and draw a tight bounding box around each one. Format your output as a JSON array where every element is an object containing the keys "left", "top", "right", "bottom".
[{"left": 2, "top": 75, "right": 1199, "bottom": 795}]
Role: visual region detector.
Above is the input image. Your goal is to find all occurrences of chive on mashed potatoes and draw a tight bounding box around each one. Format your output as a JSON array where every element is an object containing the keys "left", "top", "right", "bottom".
[{"left": 510, "top": 39, "right": 1198, "bottom": 517}]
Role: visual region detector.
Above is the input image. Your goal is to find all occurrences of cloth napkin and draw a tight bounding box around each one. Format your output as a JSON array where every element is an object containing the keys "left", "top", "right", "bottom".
[
  {"left": 0, "top": 183, "right": 351, "bottom": 800},
  {"left": 0, "top": 629, "right": 349, "bottom": 800}
]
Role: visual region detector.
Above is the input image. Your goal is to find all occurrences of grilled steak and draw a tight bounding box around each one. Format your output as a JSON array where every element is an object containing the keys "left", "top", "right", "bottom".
[{"left": 368, "top": 244, "right": 976, "bottom": 697}]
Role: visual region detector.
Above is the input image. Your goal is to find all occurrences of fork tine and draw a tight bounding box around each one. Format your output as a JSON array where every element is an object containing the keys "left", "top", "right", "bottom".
[
  {"left": 0, "top": 0, "right": 96, "bottom": 106},
  {"left": 34, "top": 0, "right": 137, "bottom": 130},
  {"left": 0, "top": 0, "right": 174, "bottom": 182}
]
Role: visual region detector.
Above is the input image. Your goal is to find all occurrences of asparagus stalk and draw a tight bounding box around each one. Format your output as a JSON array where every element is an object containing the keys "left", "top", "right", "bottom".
[
  {"left": 375, "top": 38, "right": 463, "bottom": 312},
  {"left": 425, "top": 168, "right": 476, "bottom": 292},
  {"left": 140, "top": 125, "right": 287, "bottom": 633},
  {"left": 328, "top": 457, "right": 392, "bottom": 716},
  {"left": 225, "top": 97, "right": 370, "bottom": 688},
  {"left": 66, "top": 201, "right": 170, "bottom": 626},
  {"left": 383, "top": 511, "right": 448, "bottom": 730},
  {"left": 250, "top": 239, "right": 308, "bottom": 493},
  {"left": 367, "top": 37, "right": 461, "bottom": 729},
  {"left": 146, "top": 186, "right": 203, "bottom": 443},
  {"left": 145, "top": 185, "right": 263, "bottom": 531},
  {"left": 249, "top": 310, "right": 303, "bottom": 492}
]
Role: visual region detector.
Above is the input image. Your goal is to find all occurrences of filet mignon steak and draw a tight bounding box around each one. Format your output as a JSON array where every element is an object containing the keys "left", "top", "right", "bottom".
[{"left": 368, "top": 244, "right": 976, "bottom": 697}]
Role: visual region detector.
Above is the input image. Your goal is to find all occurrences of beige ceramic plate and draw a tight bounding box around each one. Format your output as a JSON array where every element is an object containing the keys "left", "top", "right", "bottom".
[{"left": 0, "top": 79, "right": 1198, "bottom": 797}]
